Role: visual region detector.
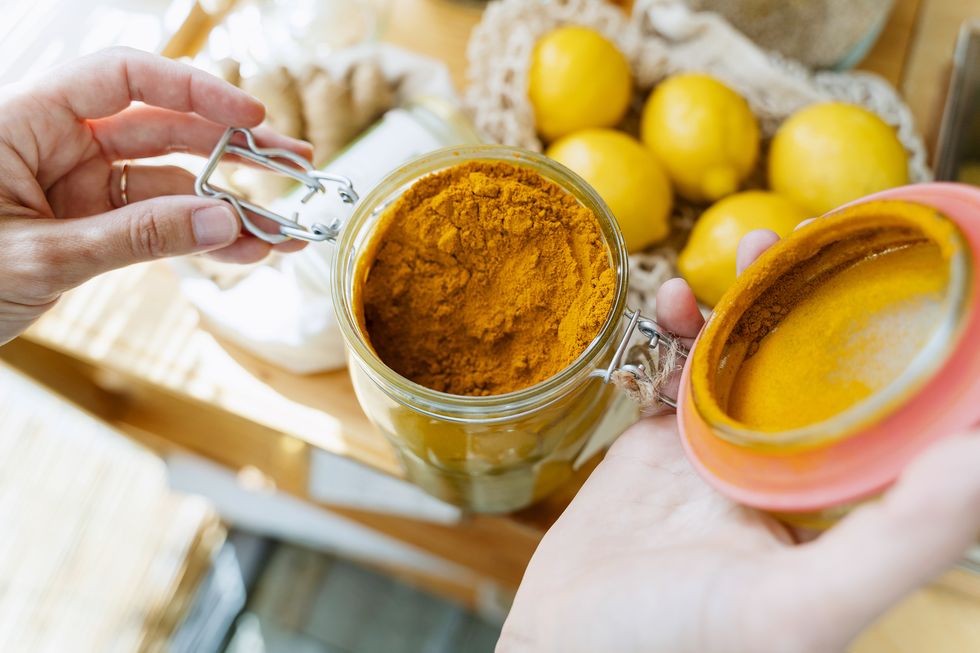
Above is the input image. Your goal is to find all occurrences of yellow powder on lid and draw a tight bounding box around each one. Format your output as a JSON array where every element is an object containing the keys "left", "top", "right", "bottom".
[
  {"left": 357, "top": 160, "right": 615, "bottom": 396},
  {"left": 726, "top": 240, "right": 948, "bottom": 430},
  {"left": 691, "top": 200, "right": 964, "bottom": 436}
]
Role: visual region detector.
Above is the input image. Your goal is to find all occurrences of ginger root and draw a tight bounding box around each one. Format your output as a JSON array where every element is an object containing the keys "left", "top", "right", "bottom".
[
  {"left": 225, "top": 58, "right": 397, "bottom": 194},
  {"left": 350, "top": 60, "right": 394, "bottom": 129},
  {"left": 299, "top": 65, "right": 358, "bottom": 167},
  {"left": 241, "top": 67, "right": 305, "bottom": 139}
]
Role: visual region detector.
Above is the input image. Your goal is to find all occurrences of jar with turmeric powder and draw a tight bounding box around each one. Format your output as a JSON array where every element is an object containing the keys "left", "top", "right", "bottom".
[
  {"left": 197, "top": 129, "right": 684, "bottom": 512},
  {"left": 678, "top": 183, "right": 980, "bottom": 528},
  {"left": 332, "top": 147, "right": 645, "bottom": 512}
]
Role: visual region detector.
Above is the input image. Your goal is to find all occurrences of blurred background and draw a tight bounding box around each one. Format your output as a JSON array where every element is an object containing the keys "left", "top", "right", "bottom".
[{"left": 1, "top": 1, "right": 979, "bottom": 652}]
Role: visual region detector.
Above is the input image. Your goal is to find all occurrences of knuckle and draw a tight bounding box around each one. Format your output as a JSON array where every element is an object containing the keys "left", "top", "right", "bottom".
[{"left": 130, "top": 209, "right": 169, "bottom": 259}]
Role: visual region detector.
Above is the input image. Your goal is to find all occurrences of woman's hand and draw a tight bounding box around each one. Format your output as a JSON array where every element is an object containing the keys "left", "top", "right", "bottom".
[
  {"left": 499, "top": 230, "right": 980, "bottom": 653},
  {"left": 0, "top": 47, "right": 312, "bottom": 345}
]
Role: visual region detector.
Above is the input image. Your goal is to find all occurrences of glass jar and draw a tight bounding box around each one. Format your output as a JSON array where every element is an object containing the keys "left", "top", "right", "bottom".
[
  {"left": 331, "top": 146, "right": 635, "bottom": 513},
  {"left": 678, "top": 183, "right": 980, "bottom": 528},
  {"left": 684, "top": 0, "right": 895, "bottom": 69},
  {"left": 196, "top": 131, "right": 678, "bottom": 512}
]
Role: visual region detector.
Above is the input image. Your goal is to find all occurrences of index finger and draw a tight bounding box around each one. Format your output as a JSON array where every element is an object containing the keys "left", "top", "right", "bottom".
[{"left": 37, "top": 47, "right": 265, "bottom": 127}]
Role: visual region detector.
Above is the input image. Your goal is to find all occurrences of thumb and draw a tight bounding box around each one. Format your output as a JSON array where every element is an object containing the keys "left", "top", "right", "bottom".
[
  {"left": 784, "top": 430, "right": 980, "bottom": 648},
  {"left": 43, "top": 196, "right": 240, "bottom": 285}
]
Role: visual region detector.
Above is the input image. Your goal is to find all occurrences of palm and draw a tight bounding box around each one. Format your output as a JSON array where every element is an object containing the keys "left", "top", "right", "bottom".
[
  {"left": 1, "top": 98, "right": 112, "bottom": 218},
  {"left": 42, "top": 133, "right": 117, "bottom": 220},
  {"left": 499, "top": 273, "right": 980, "bottom": 653},
  {"left": 502, "top": 418, "right": 800, "bottom": 653}
]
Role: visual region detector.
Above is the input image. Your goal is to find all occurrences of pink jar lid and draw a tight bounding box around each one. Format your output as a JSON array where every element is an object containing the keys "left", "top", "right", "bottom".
[{"left": 677, "top": 183, "right": 980, "bottom": 513}]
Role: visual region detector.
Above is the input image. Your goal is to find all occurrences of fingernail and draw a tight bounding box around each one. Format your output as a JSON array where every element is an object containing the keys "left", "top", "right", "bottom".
[{"left": 193, "top": 206, "right": 239, "bottom": 247}]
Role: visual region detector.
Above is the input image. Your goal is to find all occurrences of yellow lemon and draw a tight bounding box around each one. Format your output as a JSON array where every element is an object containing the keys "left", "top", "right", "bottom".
[
  {"left": 769, "top": 102, "right": 909, "bottom": 215},
  {"left": 528, "top": 26, "right": 632, "bottom": 142},
  {"left": 547, "top": 129, "right": 673, "bottom": 252},
  {"left": 641, "top": 73, "right": 759, "bottom": 203},
  {"left": 679, "top": 191, "right": 808, "bottom": 306}
]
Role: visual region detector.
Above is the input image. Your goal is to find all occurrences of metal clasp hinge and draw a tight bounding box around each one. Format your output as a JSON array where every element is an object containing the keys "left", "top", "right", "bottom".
[
  {"left": 195, "top": 127, "right": 359, "bottom": 245},
  {"left": 591, "top": 308, "right": 689, "bottom": 409}
]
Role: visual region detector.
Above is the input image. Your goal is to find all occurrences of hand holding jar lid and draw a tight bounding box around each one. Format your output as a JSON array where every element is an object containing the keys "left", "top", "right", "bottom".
[
  {"left": 678, "top": 183, "right": 980, "bottom": 529},
  {"left": 501, "top": 185, "right": 980, "bottom": 653}
]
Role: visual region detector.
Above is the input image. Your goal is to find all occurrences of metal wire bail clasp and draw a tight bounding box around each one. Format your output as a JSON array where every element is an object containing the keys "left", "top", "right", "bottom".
[
  {"left": 591, "top": 308, "right": 689, "bottom": 409},
  {"left": 195, "top": 127, "right": 359, "bottom": 245}
]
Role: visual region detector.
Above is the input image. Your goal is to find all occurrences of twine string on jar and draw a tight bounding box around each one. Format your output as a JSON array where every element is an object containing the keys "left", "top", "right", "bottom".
[
  {"left": 609, "top": 332, "right": 684, "bottom": 415},
  {"left": 595, "top": 307, "right": 688, "bottom": 415}
]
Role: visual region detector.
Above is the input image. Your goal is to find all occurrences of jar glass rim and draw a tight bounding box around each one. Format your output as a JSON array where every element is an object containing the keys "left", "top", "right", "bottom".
[
  {"left": 691, "top": 200, "right": 974, "bottom": 448},
  {"left": 332, "top": 145, "right": 630, "bottom": 419}
]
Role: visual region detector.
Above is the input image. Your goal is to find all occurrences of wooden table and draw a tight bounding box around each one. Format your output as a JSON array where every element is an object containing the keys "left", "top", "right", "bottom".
[{"left": 4, "top": 0, "right": 980, "bottom": 645}]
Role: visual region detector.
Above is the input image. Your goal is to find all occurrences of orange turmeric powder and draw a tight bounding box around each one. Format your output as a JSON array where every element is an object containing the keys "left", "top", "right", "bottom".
[
  {"left": 693, "top": 201, "right": 959, "bottom": 433},
  {"left": 357, "top": 160, "right": 615, "bottom": 396}
]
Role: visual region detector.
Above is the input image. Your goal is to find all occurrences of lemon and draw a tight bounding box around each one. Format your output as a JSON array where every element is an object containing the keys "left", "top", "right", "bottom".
[
  {"left": 641, "top": 73, "right": 759, "bottom": 203},
  {"left": 769, "top": 102, "right": 909, "bottom": 215},
  {"left": 547, "top": 129, "right": 673, "bottom": 252},
  {"left": 679, "top": 191, "right": 808, "bottom": 306},
  {"left": 528, "top": 26, "right": 632, "bottom": 142}
]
